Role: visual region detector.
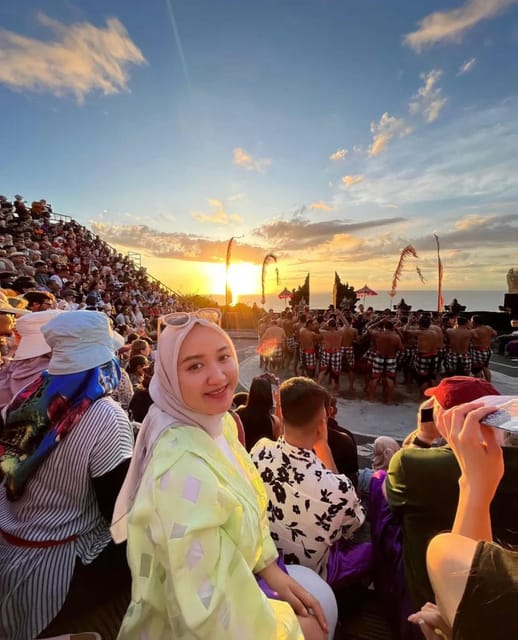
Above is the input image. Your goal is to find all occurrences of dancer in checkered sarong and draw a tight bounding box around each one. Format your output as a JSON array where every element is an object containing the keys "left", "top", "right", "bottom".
[
  {"left": 403, "top": 314, "right": 443, "bottom": 394},
  {"left": 445, "top": 317, "right": 473, "bottom": 377},
  {"left": 470, "top": 315, "right": 497, "bottom": 381},
  {"left": 298, "top": 317, "right": 319, "bottom": 378},
  {"left": 257, "top": 319, "right": 286, "bottom": 373},
  {"left": 367, "top": 320, "right": 403, "bottom": 404},
  {"left": 317, "top": 317, "right": 344, "bottom": 393},
  {"left": 282, "top": 311, "right": 299, "bottom": 373},
  {"left": 340, "top": 322, "right": 359, "bottom": 393}
]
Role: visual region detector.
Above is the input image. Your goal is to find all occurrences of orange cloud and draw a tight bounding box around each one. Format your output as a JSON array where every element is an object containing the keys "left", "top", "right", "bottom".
[
  {"left": 0, "top": 13, "right": 145, "bottom": 102},
  {"left": 310, "top": 201, "right": 334, "bottom": 211},
  {"left": 341, "top": 175, "right": 365, "bottom": 187},
  {"left": 233, "top": 147, "right": 272, "bottom": 173}
]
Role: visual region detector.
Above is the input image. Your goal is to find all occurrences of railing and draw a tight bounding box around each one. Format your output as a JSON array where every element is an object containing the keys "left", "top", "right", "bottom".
[{"left": 48, "top": 212, "right": 182, "bottom": 300}]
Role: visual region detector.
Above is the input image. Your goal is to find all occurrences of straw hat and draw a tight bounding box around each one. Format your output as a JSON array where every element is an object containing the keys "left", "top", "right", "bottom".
[{"left": 0, "top": 291, "right": 31, "bottom": 315}]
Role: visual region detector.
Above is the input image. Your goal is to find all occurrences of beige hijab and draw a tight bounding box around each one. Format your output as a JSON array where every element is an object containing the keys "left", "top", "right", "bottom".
[{"left": 111, "top": 318, "right": 238, "bottom": 543}]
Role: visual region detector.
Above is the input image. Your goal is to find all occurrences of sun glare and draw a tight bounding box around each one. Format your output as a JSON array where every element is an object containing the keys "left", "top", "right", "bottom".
[{"left": 206, "top": 262, "right": 261, "bottom": 300}]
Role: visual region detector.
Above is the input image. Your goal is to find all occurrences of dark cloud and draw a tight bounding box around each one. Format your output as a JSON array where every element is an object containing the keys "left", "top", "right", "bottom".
[
  {"left": 90, "top": 223, "right": 265, "bottom": 263},
  {"left": 253, "top": 216, "right": 406, "bottom": 250},
  {"left": 413, "top": 213, "right": 518, "bottom": 252}
]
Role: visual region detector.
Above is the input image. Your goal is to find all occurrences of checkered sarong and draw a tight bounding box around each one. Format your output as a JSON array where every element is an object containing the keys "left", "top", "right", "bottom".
[
  {"left": 301, "top": 349, "right": 317, "bottom": 370},
  {"left": 401, "top": 346, "right": 416, "bottom": 368},
  {"left": 320, "top": 349, "right": 342, "bottom": 373},
  {"left": 286, "top": 336, "right": 297, "bottom": 351},
  {"left": 371, "top": 352, "right": 398, "bottom": 377},
  {"left": 341, "top": 346, "right": 355, "bottom": 369},
  {"left": 272, "top": 345, "right": 283, "bottom": 360},
  {"left": 445, "top": 351, "right": 471, "bottom": 375},
  {"left": 470, "top": 347, "right": 491, "bottom": 368},
  {"left": 413, "top": 352, "right": 438, "bottom": 378}
]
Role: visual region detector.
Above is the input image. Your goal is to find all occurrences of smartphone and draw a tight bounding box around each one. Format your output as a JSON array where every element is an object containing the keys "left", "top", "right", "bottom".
[
  {"left": 481, "top": 409, "right": 518, "bottom": 433},
  {"left": 420, "top": 407, "right": 434, "bottom": 422}
]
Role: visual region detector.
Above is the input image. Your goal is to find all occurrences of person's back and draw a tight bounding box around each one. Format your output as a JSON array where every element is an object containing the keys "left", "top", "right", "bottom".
[
  {"left": 251, "top": 377, "right": 365, "bottom": 583},
  {"left": 237, "top": 376, "right": 280, "bottom": 451},
  {"left": 0, "top": 311, "right": 134, "bottom": 639},
  {"left": 386, "top": 440, "right": 518, "bottom": 608}
]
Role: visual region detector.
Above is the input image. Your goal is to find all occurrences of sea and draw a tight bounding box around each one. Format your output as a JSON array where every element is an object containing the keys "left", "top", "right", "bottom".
[{"left": 212, "top": 290, "right": 506, "bottom": 313}]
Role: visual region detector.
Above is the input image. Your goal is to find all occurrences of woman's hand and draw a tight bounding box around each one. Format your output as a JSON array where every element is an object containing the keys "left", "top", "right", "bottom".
[
  {"left": 441, "top": 401, "right": 504, "bottom": 504},
  {"left": 258, "top": 562, "right": 328, "bottom": 634},
  {"left": 408, "top": 602, "right": 451, "bottom": 639}
]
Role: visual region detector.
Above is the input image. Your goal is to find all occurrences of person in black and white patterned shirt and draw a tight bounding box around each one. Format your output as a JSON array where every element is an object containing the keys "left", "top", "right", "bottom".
[{"left": 251, "top": 377, "right": 372, "bottom": 588}]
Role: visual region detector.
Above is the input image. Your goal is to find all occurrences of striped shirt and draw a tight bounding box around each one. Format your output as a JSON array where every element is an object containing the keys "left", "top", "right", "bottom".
[{"left": 0, "top": 397, "right": 134, "bottom": 640}]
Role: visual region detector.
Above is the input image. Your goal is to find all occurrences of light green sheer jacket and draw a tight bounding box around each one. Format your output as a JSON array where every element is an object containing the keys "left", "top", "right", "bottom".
[{"left": 118, "top": 413, "right": 303, "bottom": 639}]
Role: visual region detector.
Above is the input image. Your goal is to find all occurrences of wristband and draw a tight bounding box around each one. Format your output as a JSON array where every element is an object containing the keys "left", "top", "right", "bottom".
[{"left": 412, "top": 436, "right": 432, "bottom": 448}]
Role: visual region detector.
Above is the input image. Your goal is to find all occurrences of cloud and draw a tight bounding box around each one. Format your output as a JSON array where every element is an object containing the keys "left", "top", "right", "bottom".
[
  {"left": 409, "top": 70, "right": 447, "bottom": 123},
  {"left": 233, "top": 147, "right": 272, "bottom": 173},
  {"left": 457, "top": 57, "right": 477, "bottom": 75},
  {"left": 191, "top": 199, "right": 243, "bottom": 225},
  {"left": 404, "top": 0, "right": 518, "bottom": 51},
  {"left": 329, "top": 148, "right": 348, "bottom": 161},
  {"left": 0, "top": 13, "right": 145, "bottom": 102},
  {"left": 368, "top": 112, "right": 413, "bottom": 157},
  {"left": 90, "top": 222, "right": 264, "bottom": 262},
  {"left": 454, "top": 213, "right": 497, "bottom": 230},
  {"left": 253, "top": 215, "right": 406, "bottom": 250},
  {"left": 333, "top": 100, "right": 518, "bottom": 209},
  {"left": 341, "top": 175, "right": 365, "bottom": 188},
  {"left": 310, "top": 201, "right": 334, "bottom": 212}
]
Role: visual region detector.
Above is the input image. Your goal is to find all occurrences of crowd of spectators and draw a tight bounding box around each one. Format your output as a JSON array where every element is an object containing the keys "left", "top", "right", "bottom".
[{"left": 0, "top": 193, "right": 181, "bottom": 353}]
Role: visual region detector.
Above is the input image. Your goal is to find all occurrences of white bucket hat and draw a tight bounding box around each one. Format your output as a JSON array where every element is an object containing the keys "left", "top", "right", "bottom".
[
  {"left": 12, "top": 309, "right": 63, "bottom": 361},
  {"left": 42, "top": 311, "right": 116, "bottom": 375}
]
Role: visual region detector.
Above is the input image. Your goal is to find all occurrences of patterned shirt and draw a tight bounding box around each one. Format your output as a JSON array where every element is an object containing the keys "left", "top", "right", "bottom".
[{"left": 251, "top": 437, "right": 365, "bottom": 578}]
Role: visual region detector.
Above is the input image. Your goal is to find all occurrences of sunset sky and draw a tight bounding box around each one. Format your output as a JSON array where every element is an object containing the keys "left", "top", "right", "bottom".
[{"left": 1, "top": 0, "right": 517, "bottom": 301}]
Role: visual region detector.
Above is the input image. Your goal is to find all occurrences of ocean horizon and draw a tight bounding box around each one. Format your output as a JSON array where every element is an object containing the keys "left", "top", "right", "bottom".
[{"left": 210, "top": 290, "right": 507, "bottom": 313}]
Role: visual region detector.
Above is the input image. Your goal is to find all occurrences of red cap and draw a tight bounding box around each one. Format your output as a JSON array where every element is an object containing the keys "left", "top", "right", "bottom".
[{"left": 424, "top": 376, "right": 500, "bottom": 409}]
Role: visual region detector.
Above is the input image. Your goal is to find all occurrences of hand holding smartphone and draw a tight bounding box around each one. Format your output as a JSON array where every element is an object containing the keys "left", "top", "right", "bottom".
[{"left": 479, "top": 397, "right": 518, "bottom": 433}]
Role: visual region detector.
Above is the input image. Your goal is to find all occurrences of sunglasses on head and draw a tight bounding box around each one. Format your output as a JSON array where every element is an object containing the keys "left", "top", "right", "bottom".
[{"left": 157, "top": 308, "right": 222, "bottom": 338}]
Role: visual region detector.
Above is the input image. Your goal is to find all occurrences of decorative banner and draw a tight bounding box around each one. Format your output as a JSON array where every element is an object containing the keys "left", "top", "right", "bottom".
[
  {"left": 434, "top": 234, "right": 444, "bottom": 312},
  {"left": 261, "top": 253, "right": 279, "bottom": 305},
  {"left": 416, "top": 266, "right": 426, "bottom": 284},
  {"left": 389, "top": 245, "right": 419, "bottom": 298},
  {"left": 225, "top": 237, "right": 236, "bottom": 306}
]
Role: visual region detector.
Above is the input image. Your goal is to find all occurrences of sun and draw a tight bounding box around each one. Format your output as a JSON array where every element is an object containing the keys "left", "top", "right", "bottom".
[
  {"left": 227, "top": 263, "right": 261, "bottom": 296},
  {"left": 206, "top": 262, "right": 261, "bottom": 299}
]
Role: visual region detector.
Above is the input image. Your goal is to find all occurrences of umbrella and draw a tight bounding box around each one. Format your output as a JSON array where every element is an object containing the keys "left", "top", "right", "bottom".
[
  {"left": 356, "top": 284, "right": 378, "bottom": 304},
  {"left": 278, "top": 287, "right": 293, "bottom": 301}
]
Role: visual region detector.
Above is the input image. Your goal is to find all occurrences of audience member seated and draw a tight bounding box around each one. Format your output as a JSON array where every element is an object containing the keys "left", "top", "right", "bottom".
[
  {"left": 0, "top": 309, "right": 62, "bottom": 408},
  {"left": 357, "top": 436, "right": 400, "bottom": 503},
  {"left": 23, "top": 289, "right": 56, "bottom": 311},
  {"left": 236, "top": 374, "right": 282, "bottom": 451},
  {"left": 126, "top": 354, "right": 149, "bottom": 390},
  {"left": 127, "top": 362, "right": 154, "bottom": 423},
  {"left": 251, "top": 377, "right": 371, "bottom": 589},
  {"left": 326, "top": 396, "right": 359, "bottom": 486},
  {"left": 409, "top": 396, "right": 518, "bottom": 639},
  {"left": 112, "top": 312, "right": 334, "bottom": 640},
  {"left": 0, "top": 312, "right": 134, "bottom": 639},
  {"left": 381, "top": 377, "right": 518, "bottom": 622}
]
